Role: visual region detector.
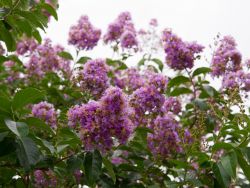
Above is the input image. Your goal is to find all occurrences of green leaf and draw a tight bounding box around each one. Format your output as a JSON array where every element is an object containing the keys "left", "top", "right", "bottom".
[
  {"left": 4, "top": 119, "right": 29, "bottom": 137},
  {"left": 0, "top": 137, "right": 16, "bottom": 157},
  {"left": 213, "top": 163, "right": 231, "bottom": 188},
  {"left": 170, "top": 87, "right": 192, "bottom": 96},
  {"left": 84, "top": 150, "right": 102, "bottom": 186},
  {"left": 41, "top": 3, "right": 58, "bottom": 20},
  {"left": 138, "top": 58, "right": 145, "bottom": 67},
  {"left": 67, "top": 156, "right": 83, "bottom": 173},
  {"left": 16, "top": 137, "right": 41, "bottom": 171},
  {"left": 212, "top": 142, "right": 234, "bottom": 152},
  {"left": 25, "top": 117, "right": 54, "bottom": 135},
  {"left": 12, "top": 88, "right": 44, "bottom": 110},
  {"left": 168, "top": 76, "right": 190, "bottom": 89},
  {"left": 58, "top": 51, "right": 73, "bottom": 60},
  {"left": 103, "top": 157, "right": 116, "bottom": 183},
  {"left": 15, "top": 10, "right": 45, "bottom": 31},
  {"left": 34, "top": 137, "right": 55, "bottom": 154},
  {"left": 0, "top": 131, "right": 8, "bottom": 142},
  {"left": 76, "top": 56, "right": 91, "bottom": 64},
  {"left": 14, "top": 19, "right": 33, "bottom": 37},
  {"left": 192, "top": 67, "right": 211, "bottom": 77},
  {"left": 193, "top": 99, "right": 209, "bottom": 110},
  {"left": 202, "top": 85, "right": 217, "bottom": 97},
  {"left": 235, "top": 149, "right": 250, "bottom": 181},
  {"left": 221, "top": 151, "right": 237, "bottom": 178},
  {"left": 0, "top": 20, "right": 15, "bottom": 51},
  {"left": 32, "top": 29, "right": 42, "bottom": 43},
  {"left": 0, "top": 96, "right": 11, "bottom": 115},
  {"left": 151, "top": 58, "right": 164, "bottom": 72},
  {"left": 106, "top": 58, "right": 118, "bottom": 66},
  {"left": 116, "top": 62, "right": 128, "bottom": 70},
  {"left": 56, "top": 128, "right": 81, "bottom": 153}
]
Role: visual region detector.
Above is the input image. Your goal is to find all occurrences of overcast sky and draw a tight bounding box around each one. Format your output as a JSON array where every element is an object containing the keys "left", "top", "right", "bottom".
[{"left": 42, "top": 0, "right": 250, "bottom": 62}]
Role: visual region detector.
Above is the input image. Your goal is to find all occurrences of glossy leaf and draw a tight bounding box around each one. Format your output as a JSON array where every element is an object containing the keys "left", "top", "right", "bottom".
[
  {"left": 84, "top": 150, "right": 102, "bottom": 186},
  {"left": 12, "top": 88, "right": 44, "bottom": 110}
]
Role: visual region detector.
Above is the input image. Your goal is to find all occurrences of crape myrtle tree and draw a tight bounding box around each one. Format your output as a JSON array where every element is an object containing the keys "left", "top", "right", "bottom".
[{"left": 0, "top": 3, "right": 250, "bottom": 188}]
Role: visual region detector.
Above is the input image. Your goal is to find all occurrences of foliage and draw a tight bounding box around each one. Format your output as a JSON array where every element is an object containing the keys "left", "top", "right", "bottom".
[{"left": 0, "top": 8, "right": 250, "bottom": 188}]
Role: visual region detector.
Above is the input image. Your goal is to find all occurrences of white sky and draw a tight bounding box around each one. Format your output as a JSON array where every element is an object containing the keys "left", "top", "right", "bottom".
[{"left": 43, "top": 0, "right": 250, "bottom": 62}]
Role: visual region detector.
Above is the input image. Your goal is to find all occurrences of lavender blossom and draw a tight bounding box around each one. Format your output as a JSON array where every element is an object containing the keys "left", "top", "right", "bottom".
[
  {"left": 162, "top": 29, "right": 204, "bottom": 70},
  {"left": 16, "top": 38, "right": 38, "bottom": 55},
  {"left": 3, "top": 61, "right": 20, "bottom": 83},
  {"left": 161, "top": 97, "right": 181, "bottom": 115},
  {"left": 144, "top": 70, "right": 168, "bottom": 92},
  {"left": 147, "top": 114, "right": 183, "bottom": 158},
  {"left": 0, "top": 43, "right": 5, "bottom": 55},
  {"left": 68, "top": 15, "right": 101, "bottom": 50},
  {"left": 32, "top": 101, "right": 57, "bottom": 128},
  {"left": 104, "top": 12, "right": 138, "bottom": 50},
  {"left": 211, "top": 35, "right": 242, "bottom": 77},
  {"left": 130, "top": 85, "right": 165, "bottom": 126},
  {"left": 78, "top": 59, "right": 109, "bottom": 98},
  {"left": 67, "top": 87, "right": 134, "bottom": 152},
  {"left": 34, "top": 169, "right": 57, "bottom": 188}
]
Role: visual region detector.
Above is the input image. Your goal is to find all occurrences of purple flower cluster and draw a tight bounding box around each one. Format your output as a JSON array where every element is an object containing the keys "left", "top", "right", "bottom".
[
  {"left": 211, "top": 35, "right": 242, "bottom": 77},
  {"left": 114, "top": 68, "right": 168, "bottom": 93},
  {"left": 68, "top": 15, "right": 101, "bottom": 50},
  {"left": 162, "top": 29, "right": 204, "bottom": 70},
  {"left": 25, "top": 39, "right": 71, "bottom": 78},
  {"left": 114, "top": 68, "right": 144, "bottom": 92},
  {"left": 144, "top": 70, "right": 168, "bottom": 92},
  {"left": 222, "top": 70, "right": 250, "bottom": 91},
  {"left": 149, "top": 18, "right": 158, "bottom": 27},
  {"left": 129, "top": 85, "right": 165, "bottom": 126},
  {"left": 161, "top": 97, "right": 181, "bottom": 115},
  {"left": 78, "top": 59, "right": 109, "bottom": 98},
  {"left": 246, "top": 59, "right": 250, "bottom": 69},
  {"left": 0, "top": 43, "right": 5, "bottom": 55},
  {"left": 67, "top": 87, "right": 134, "bottom": 152},
  {"left": 104, "top": 12, "right": 138, "bottom": 50},
  {"left": 32, "top": 101, "right": 57, "bottom": 128},
  {"left": 147, "top": 114, "right": 182, "bottom": 158},
  {"left": 16, "top": 38, "right": 38, "bottom": 55},
  {"left": 3, "top": 61, "right": 20, "bottom": 83},
  {"left": 34, "top": 169, "right": 57, "bottom": 188}
]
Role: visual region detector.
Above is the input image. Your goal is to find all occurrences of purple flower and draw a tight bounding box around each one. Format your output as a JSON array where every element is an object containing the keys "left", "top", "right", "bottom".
[
  {"left": 25, "top": 55, "right": 44, "bottom": 78},
  {"left": 147, "top": 114, "right": 182, "bottom": 158},
  {"left": 111, "top": 157, "right": 127, "bottom": 165},
  {"left": 16, "top": 38, "right": 38, "bottom": 55},
  {"left": 144, "top": 70, "right": 168, "bottom": 92},
  {"left": 74, "top": 169, "right": 82, "bottom": 184},
  {"left": 114, "top": 68, "right": 144, "bottom": 92},
  {"left": 67, "top": 87, "right": 134, "bottom": 152},
  {"left": 0, "top": 43, "right": 5, "bottom": 55},
  {"left": 211, "top": 35, "right": 242, "bottom": 77},
  {"left": 221, "top": 72, "right": 239, "bottom": 89},
  {"left": 242, "top": 72, "right": 250, "bottom": 91},
  {"left": 162, "top": 29, "right": 204, "bottom": 70},
  {"left": 32, "top": 101, "right": 57, "bottom": 128},
  {"left": 25, "top": 39, "right": 72, "bottom": 79},
  {"left": 245, "top": 59, "right": 250, "bottom": 69},
  {"left": 3, "top": 61, "right": 20, "bottom": 83},
  {"left": 78, "top": 59, "right": 109, "bottom": 98},
  {"left": 161, "top": 97, "right": 181, "bottom": 115},
  {"left": 183, "top": 129, "right": 193, "bottom": 144},
  {"left": 149, "top": 18, "right": 158, "bottom": 27},
  {"left": 120, "top": 30, "right": 138, "bottom": 49},
  {"left": 34, "top": 169, "right": 57, "bottom": 188},
  {"left": 104, "top": 12, "right": 138, "bottom": 50},
  {"left": 130, "top": 85, "right": 165, "bottom": 126},
  {"left": 68, "top": 15, "right": 101, "bottom": 50}
]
